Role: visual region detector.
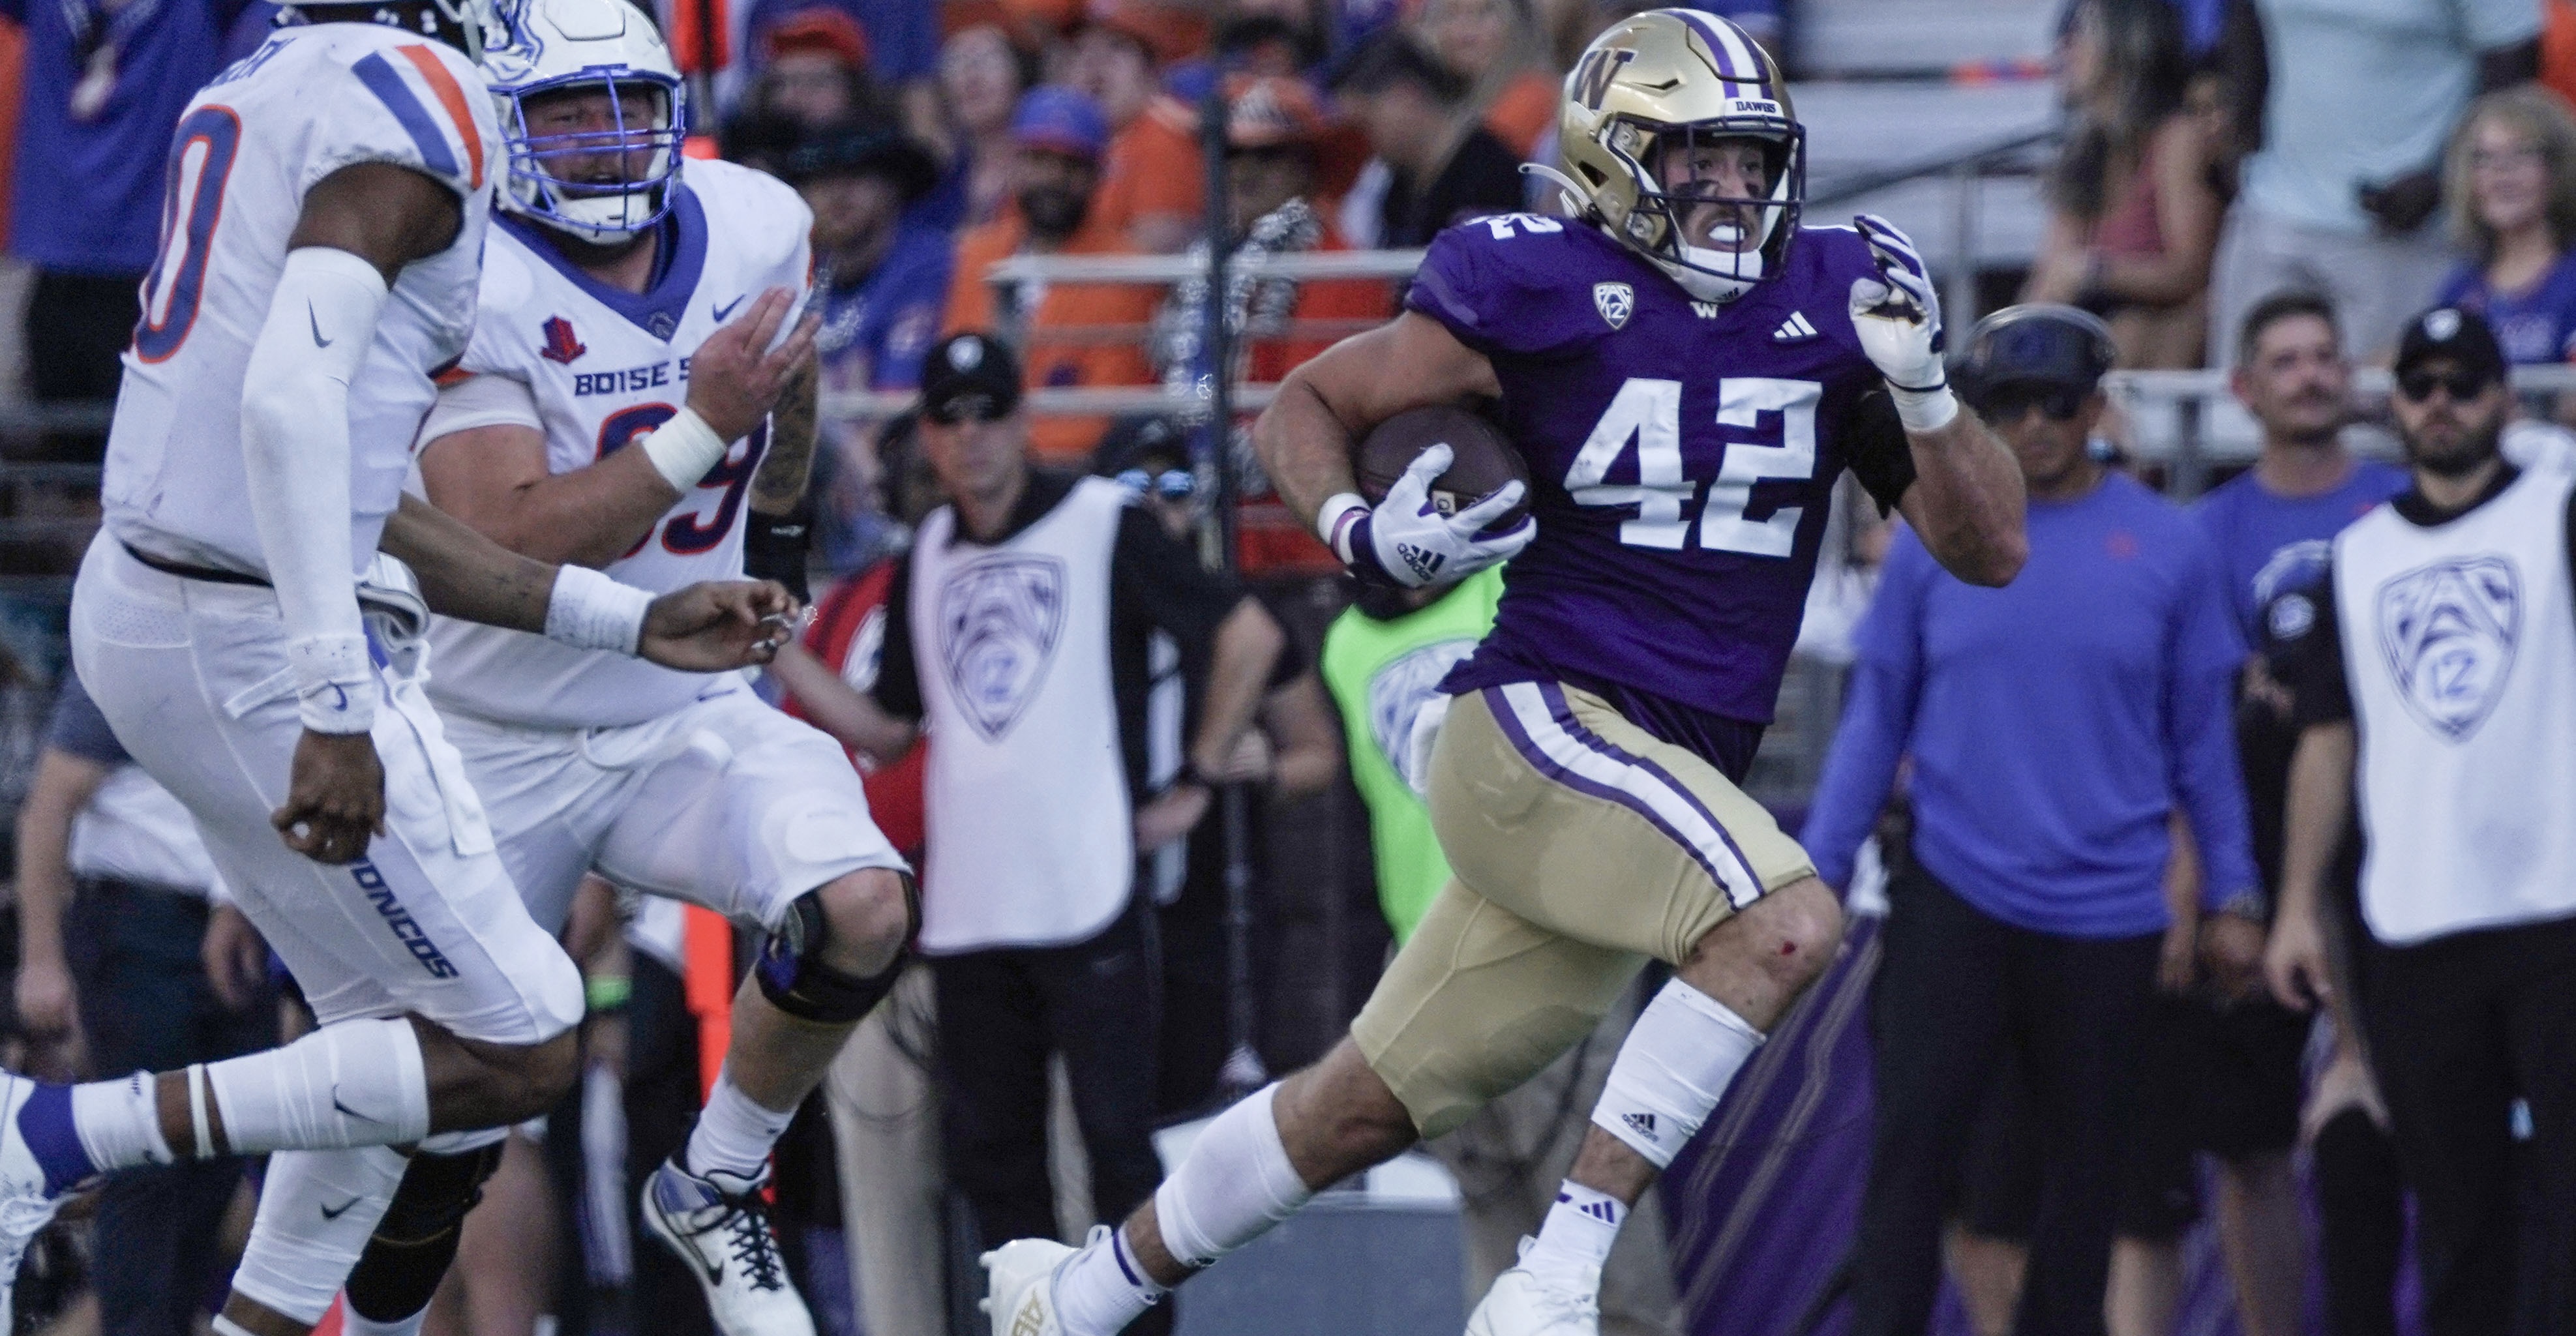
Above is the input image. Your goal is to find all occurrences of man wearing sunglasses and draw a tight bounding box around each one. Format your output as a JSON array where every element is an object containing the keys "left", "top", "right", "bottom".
[
  {"left": 2269, "top": 305, "right": 2576, "bottom": 1336},
  {"left": 1801, "top": 303, "right": 2260, "bottom": 1336}
]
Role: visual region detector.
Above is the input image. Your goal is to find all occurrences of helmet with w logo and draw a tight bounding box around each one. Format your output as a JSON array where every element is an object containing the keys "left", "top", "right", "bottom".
[{"left": 1555, "top": 9, "right": 1801, "bottom": 304}]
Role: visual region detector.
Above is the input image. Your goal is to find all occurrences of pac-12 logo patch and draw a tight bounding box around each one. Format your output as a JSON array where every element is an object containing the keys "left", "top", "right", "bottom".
[
  {"left": 2375, "top": 555, "right": 2520, "bottom": 741},
  {"left": 1593, "top": 282, "right": 1633, "bottom": 330},
  {"left": 940, "top": 554, "right": 1068, "bottom": 741},
  {"left": 539, "top": 316, "right": 587, "bottom": 364}
]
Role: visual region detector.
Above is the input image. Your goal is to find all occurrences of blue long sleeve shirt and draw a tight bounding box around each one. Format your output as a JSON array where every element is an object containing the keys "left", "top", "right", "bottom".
[{"left": 1801, "top": 471, "right": 2258, "bottom": 938}]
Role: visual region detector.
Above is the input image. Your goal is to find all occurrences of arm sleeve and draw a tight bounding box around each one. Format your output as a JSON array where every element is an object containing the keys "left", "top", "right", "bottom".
[
  {"left": 419, "top": 371, "right": 543, "bottom": 444},
  {"left": 43, "top": 674, "right": 129, "bottom": 767},
  {"left": 1797, "top": 531, "right": 1933, "bottom": 889},
  {"left": 1842, "top": 387, "right": 1918, "bottom": 515},
  {"left": 2165, "top": 538, "right": 2262, "bottom": 911},
  {"left": 1111, "top": 505, "right": 1244, "bottom": 656},
  {"left": 2287, "top": 567, "right": 2354, "bottom": 727},
  {"left": 869, "top": 552, "right": 923, "bottom": 722}
]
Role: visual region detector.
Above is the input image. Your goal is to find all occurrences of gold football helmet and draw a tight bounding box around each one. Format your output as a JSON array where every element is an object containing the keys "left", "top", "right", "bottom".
[{"left": 1552, "top": 9, "right": 1802, "bottom": 303}]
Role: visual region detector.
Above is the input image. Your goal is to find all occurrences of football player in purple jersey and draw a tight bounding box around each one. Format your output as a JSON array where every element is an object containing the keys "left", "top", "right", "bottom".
[{"left": 977, "top": 11, "right": 2028, "bottom": 1336}]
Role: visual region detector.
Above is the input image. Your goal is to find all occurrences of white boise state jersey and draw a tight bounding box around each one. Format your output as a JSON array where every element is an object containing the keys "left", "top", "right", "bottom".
[
  {"left": 102, "top": 23, "right": 496, "bottom": 576},
  {"left": 423, "top": 156, "right": 813, "bottom": 729}
]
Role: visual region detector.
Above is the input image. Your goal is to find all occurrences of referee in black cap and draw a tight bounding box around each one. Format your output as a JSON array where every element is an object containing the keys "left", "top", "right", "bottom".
[
  {"left": 1804, "top": 304, "right": 2263, "bottom": 1336},
  {"left": 813, "top": 333, "right": 1286, "bottom": 1311}
]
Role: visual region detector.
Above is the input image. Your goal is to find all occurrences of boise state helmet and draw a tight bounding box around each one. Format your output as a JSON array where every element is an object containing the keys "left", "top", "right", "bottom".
[
  {"left": 1551, "top": 9, "right": 1803, "bottom": 304},
  {"left": 481, "top": 0, "right": 687, "bottom": 243}
]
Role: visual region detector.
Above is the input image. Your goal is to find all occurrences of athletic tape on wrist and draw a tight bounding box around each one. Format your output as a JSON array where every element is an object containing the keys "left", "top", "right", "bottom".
[
  {"left": 638, "top": 406, "right": 728, "bottom": 493},
  {"left": 1889, "top": 382, "right": 1960, "bottom": 433},
  {"left": 543, "top": 565, "right": 652, "bottom": 655},
  {"left": 186, "top": 1063, "right": 213, "bottom": 1161},
  {"left": 289, "top": 633, "right": 376, "bottom": 734},
  {"left": 1317, "top": 492, "right": 1370, "bottom": 564}
]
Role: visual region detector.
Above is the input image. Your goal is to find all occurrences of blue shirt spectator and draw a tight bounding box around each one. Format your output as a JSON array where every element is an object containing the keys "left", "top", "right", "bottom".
[
  {"left": 1803, "top": 471, "right": 2258, "bottom": 938},
  {"left": 817, "top": 221, "right": 952, "bottom": 391},
  {"left": 2192, "top": 458, "right": 2412, "bottom": 646},
  {"left": 2, "top": 0, "right": 265, "bottom": 274},
  {"left": 2434, "top": 252, "right": 2576, "bottom": 365}
]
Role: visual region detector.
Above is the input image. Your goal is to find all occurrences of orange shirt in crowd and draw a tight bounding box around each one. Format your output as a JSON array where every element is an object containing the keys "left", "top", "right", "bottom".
[
  {"left": 1091, "top": 95, "right": 1206, "bottom": 248},
  {"left": 944, "top": 208, "right": 1161, "bottom": 464},
  {"left": 2546, "top": 0, "right": 2576, "bottom": 115},
  {"left": 1481, "top": 70, "right": 1557, "bottom": 159}
]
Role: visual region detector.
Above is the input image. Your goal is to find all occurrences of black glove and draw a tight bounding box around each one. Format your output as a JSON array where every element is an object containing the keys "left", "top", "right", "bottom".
[{"left": 742, "top": 495, "right": 815, "bottom": 604}]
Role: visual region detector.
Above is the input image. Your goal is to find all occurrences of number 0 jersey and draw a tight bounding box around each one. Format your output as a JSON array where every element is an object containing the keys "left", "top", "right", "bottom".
[
  {"left": 421, "top": 156, "right": 814, "bottom": 730},
  {"left": 102, "top": 24, "right": 496, "bottom": 576},
  {"left": 1407, "top": 215, "right": 1913, "bottom": 726}
]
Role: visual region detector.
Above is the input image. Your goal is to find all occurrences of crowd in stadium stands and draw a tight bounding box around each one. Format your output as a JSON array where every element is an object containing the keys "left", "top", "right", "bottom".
[{"left": 3, "top": 0, "right": 2576, "bottom": 1332}]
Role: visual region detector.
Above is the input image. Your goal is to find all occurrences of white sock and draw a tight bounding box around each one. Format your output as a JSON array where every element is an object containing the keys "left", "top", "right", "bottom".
[
  {"left": 200, "top": 1017, "right": 431, "bottom": 1155},
  {"left": 1152, "top": 1083, "right": 1313, "bottom": 1267},
  {"left": 1052, "top": 1225, "right": 1167, "bottom": 1335},
  {"left": 1589, "top": 979, "right": 1765, "bottom": 1169},
  {"left": 683, "top": 1071, "right": 794, "bottom": 1178},
  {"left": 229, "top": 1146, "right": 410, "bottom": 1324},
  {"left": 1520, "top": 1182, "right": 1623, "bottom": 1283},
  {"left": 70, "top": 1071, "right": 172, "bottom": 1171}
]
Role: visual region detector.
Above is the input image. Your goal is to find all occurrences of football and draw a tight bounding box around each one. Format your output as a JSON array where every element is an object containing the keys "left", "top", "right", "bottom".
[{"left": 1354, "top": 404, "right": 1531, "bottom": 533}]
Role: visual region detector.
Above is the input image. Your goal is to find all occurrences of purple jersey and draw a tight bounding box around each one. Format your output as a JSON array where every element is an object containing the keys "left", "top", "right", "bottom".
[{"left": 1410, "top": 215, "right": 1908, "bottom": 728}]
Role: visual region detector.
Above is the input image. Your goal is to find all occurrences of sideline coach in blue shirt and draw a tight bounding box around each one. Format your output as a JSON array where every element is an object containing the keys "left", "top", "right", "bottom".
[{"left": 1803, "top": 305, "right": 2266, "bottom": 1336}]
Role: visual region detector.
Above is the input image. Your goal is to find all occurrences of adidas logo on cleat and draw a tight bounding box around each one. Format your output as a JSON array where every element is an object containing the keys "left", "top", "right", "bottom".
[{"left": 1772, "top": 312, "right": 1820, "bottom": 342}]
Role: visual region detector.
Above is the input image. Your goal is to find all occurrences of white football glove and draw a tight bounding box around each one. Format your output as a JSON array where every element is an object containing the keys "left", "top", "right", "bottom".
[
  {"left": 1846, "top": 214, "right": 1959, "bottom": 432},
  {"left": 1319, "top": 443, "right": 1534, "bottom": 589}
]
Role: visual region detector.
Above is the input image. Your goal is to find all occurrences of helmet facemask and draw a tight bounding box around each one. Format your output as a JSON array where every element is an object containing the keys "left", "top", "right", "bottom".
[
  {"left": 497, "top": 72, "right": 687, "bottom": 244},
  {"left": 1601, "top": 117, "right": 1802, "bottom": 304}
]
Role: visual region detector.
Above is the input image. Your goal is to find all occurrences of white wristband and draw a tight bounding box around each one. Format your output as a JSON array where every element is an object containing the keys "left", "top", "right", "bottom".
[
  {"left": 1317, "top": 492, "right": 1370, "bottom": 564},
  {"left": 545, "top": 565, "right": 653, "bottom": 655},
  {"left": 289, "top": 634, "right": 376, "bottom": 734},
  {"left": 1889, "top": 382, "right": 1960, "bottom": 434},
  {"left": 638, "top": 406, "right": 730, "bottom": 493}
]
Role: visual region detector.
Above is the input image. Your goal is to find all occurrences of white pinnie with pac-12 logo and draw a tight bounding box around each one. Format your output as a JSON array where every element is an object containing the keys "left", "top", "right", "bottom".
[
  {"left": 102, "top": 23, "right": 497, "bottom": 575},
  {"left": 419, "top": 156, "right": 813, "bottom": 730}
]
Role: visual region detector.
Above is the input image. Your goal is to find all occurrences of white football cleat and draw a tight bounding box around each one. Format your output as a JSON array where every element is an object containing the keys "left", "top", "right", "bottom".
[
  {"left": 0, "top": 1075, "right": 74, "bottom": 1335},
  {"left": 1463, "top": 1240, "right": 1602, "bottom": 1336},
  {"left": 980, "top": 1232, "right": 1079, "bottom": 1336},
  {"left": 642, "top": 1159, "right": 816, "bottom": 1336}
]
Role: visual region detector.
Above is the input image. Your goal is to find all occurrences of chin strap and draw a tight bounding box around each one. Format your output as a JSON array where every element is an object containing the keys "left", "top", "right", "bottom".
[{"left": 1516, "top": 162, "right": 1588, "bottom": 218}]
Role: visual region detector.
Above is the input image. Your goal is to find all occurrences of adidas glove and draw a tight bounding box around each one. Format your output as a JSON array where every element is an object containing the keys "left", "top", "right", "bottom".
[
  {"left": 1317, "top": 444, "right": 1534, "bottom": 589},
  {"left": 1846, "top": 213, "right": 1958, "bottom": 432}
]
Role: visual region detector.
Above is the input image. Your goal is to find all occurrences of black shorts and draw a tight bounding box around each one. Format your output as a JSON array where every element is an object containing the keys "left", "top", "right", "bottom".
[{"left": 1958, "top": 992, "right": 2312, "bottom": 1242}]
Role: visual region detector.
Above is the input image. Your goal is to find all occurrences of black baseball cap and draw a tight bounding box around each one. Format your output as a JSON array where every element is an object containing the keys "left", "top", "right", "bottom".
[
  {"left": 2393, "top": 306, "right": 2507, "bottom": 389},
  {"left": 1956, "top": 303, "right": 2116, "bottom": 396},
  {"left": 779, "top": 122, "right": 940, "bottom": 201},
  {"left": 920, "top": 333, "right": 1023, "bottom": 424}
]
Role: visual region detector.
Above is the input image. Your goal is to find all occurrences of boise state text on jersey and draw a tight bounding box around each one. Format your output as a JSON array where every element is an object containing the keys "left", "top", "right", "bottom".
[
  {"left": 1410, "top": 215, "right": 1911, "bottom": 724},
  {"left": 421, "top": 156, "right": 813, "bottom": 730}
]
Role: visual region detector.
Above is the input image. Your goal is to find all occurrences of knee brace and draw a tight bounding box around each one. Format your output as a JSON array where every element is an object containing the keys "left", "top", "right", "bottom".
[
  {"left": 755, "top": 874, "right": 918, "bottom": 1024},
  {"left": 342, "top": 1139, "right": 507, "bottom": 1322}
]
